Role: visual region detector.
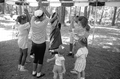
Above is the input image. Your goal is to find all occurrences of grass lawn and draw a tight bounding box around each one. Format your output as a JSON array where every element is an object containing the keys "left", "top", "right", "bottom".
[{"left": 0, "top": 20, "right": 120, "bottom": 79}]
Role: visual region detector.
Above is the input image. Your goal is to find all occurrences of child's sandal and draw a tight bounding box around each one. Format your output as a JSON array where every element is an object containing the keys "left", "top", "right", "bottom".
[{"left": 36, "top": 73, "right": 45, "bottom": 78}]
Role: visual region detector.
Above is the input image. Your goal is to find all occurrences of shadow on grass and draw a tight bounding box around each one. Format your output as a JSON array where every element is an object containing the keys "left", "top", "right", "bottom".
[{"left": 0, "top": 39, "right": 120, "bottom": 79}]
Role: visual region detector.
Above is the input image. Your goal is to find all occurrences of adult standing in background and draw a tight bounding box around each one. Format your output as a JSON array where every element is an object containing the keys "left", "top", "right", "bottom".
[{"left": 49, "top": 7, "right": 62, "bottom": 55}]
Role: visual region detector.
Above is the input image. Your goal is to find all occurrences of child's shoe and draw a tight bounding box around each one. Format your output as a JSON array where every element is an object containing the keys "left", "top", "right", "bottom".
[
  {"left": 36, "top": 72, "right": 45, "bottom": 78},
  {"left": 30, "top": 55, "right": 34, "bottom": 58},
  {"left": 67, "top": 53, "right": 74, "bottom": 58},
  {"left": 32, "top": 71, "right": 37, "bottom": 76},
  {"left": 19, "top": 66, "right": 27, "bottom": 71},
  {"left": 18, "top": 65, "right": 21, "bottom": 70},
  {"left": 81, "top": 77, "right": 85, "bottom": 79}
]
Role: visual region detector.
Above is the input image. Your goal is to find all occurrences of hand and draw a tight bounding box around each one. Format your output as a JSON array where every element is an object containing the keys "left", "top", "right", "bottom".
[
  {"left": 38, "top": 0, "right": 42, "bottom": 7},
  {"left": 47, "top": 59, "right": 50, "bottom": 62},
  {"left": 62, "top": 70, "right": 66, "bottom": 74}
]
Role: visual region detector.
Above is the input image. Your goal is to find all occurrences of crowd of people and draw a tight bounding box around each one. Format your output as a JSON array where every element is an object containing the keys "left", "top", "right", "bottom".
[{"left": 16, "top": 0, "right": 90, "bottom": 79}]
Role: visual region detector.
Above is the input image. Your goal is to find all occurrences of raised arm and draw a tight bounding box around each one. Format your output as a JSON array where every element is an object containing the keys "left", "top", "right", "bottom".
[
  {"left": 24, "top": 9, "right": 31, "bottom": 23},
  {"left": 37, "top": 0, "right": 51, "bottom": 18}
]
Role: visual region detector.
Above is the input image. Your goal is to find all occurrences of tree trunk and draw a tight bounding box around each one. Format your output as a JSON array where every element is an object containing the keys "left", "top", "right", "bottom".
[
  {"left": 116, "top": 9, "right": 120, "bottom": 22},
  {"left": 16, "top": 6, "right": 18, "bottom": 15},
  {"left": 69, "top": 7, "right": 72, "bottom": 22},
  {"left": 0, "top": 3, "right": 5, "bottom": 14},
  {"left": 19, "top": 5, "right": 22, "bottom": 15},
  {"left": 87, "top": 6, "right": 90, "bottom": 19},
  {"left": 112, "top": 7, "right": 117, "bottom": 26},
  {"left": 74, "top": 6, "right": 77, "bottom": 16},
  {"left": 98, "top": 7, "right": 104, "bottom": 24},
  {"left": 84, "top": 6, "right": 87, "bottom": 18},
  {"left": 60, "top": 6, "right": 66, "bottom": 25},
  {"left": 79, "top": 7, "right": 81, "bottom": 16}
]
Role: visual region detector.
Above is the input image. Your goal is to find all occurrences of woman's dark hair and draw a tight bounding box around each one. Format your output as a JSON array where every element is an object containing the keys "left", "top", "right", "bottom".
[
  {"left": 78, "top": 16, "right": 90, "bottom": 32},
  {"left": 17, "top": 15, "right": 27, "bottom": 24},
  {"left": 51, "top": 12, "right": 58, "bottom": 24}
]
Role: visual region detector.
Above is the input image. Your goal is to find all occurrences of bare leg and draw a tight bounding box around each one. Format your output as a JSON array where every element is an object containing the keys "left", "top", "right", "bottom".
[
  {"left": 37, "top": 64, "right": 43, "bottom": 73},
  {"left": 59, "top": 73, "right": 63, "bottom": 79},
  {"left": 18, "top": 48, "right": 23, "bottom": 65},
  {"left": 33, "top": 63, "right": 37, "bottom": 72},
  {"left": 20, "top": 48, "right": 28, "bottom": 71},
  {"left": 81, "top": 71, "right": 85, "bottom": 78},
  {"left": 53, "top": 72, "right": 58, "bottom": 79},
  {"left": 32, "top": 63, "right": 37, "bottom": 75},
  {"left": 77, "top": 72, "right": 81, "bottom": 79},
  {"left": 21, "top": 48, "right": 28, "bottom": 66}
]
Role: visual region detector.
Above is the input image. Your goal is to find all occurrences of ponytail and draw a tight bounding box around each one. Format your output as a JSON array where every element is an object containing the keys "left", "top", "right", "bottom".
[{"left": 86, "top": 24, "right": 90, "bottom": 32}]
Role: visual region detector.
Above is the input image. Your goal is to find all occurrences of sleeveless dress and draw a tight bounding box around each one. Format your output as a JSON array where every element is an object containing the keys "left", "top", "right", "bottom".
[{"left": 18, "top": 22, "right": 30, "bottom": 49}]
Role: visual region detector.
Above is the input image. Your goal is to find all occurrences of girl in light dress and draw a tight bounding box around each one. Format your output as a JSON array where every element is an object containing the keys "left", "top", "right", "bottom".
[
  {"left": 17, "top": 14, "right": 30, "bottom": 71},
  {"left": 70, "top": 16, "right": 90, "bottom": 79},
  {"left": 71, "top": 39, "right": 88, "bottom": 79}
]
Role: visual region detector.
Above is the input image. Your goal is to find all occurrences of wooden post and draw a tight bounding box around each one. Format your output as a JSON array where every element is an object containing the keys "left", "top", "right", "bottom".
[
  {"left": 84, "top": 6, "right": 88, "bottom": 18},
  {"left": 79, "top": 7, "right": 81, "bottom": 16},
  {"left": 92, "top": 0, "right": 98, "bottom": 45},
  {"left": 112, "top": 7, "right": 117, "bottom": 26}
]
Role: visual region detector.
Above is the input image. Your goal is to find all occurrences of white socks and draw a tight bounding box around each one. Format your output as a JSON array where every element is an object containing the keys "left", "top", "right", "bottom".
[
  {"left": 19, "top": 66, "right": 27, "bottom": 71},
  {"left": 32, "top": 71, "right": 36, "bottom": 75},
  {"left": 36, "top": 72, "right": 41, "bottom": 77},
  {"left": 69, "top": 51, "right": 72, "bottom": 53},
  {"left": 81, "top": 77, "right": 85, "bottom": 79},
  {"left": 18, "top": 65, "right": 21, "bottom": 70}
]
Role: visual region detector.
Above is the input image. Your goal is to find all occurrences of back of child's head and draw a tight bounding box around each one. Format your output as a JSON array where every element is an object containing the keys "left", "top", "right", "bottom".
[
  {"left": 79, "top": 38, "right": 87, "bottom": 47},
  {"left": 58, "top": 45, "right": 65, "bottom": 55},
  {"left": 17, "top": 15, "right": 27, "bottom": 24}
]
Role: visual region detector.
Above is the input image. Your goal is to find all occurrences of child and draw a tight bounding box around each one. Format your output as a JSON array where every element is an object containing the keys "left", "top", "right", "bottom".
[
  {"left": 17, "top": 15, "right": 30, "bottom": 71},
  {"left": 71, "top": 39, "right": 88, "bottom": 79},
  {"left": 17, "top": 9, "right": 31, "bottom": 71},
  {"left": 47, "top": 45, "right": 66, "bottom": 79},
  {"left": 67, "top": 16, "right": 75, "bottom": 57}
]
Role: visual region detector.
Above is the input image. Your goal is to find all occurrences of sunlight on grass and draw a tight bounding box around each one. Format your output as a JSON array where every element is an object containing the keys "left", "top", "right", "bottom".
[
  {"left": 0, "top": 28, "right": 17, "bottom": 42},
  {"left": 0, "top": 22, "right": 15, "bottom": 27}
]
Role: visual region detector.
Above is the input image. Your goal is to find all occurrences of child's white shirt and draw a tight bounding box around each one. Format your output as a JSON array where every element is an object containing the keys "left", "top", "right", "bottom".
[{"left": 55, "top": 54, "right": 65, "bottom": 66}]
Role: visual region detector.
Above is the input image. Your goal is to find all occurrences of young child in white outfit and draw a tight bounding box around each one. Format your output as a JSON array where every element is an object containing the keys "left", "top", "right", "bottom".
[
  {"left": 47, "top": 45, "right": 66, "bottom": 79},
  {"left": 71, "top": 39, "right": 88, "bottom": 79}
]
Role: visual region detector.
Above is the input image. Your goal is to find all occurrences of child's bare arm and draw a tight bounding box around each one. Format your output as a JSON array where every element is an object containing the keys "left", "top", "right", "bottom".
[
  {"left": 47, "top": 56, "right": 55, "bottom": 62},
  {"left": 61, "top": 60, "right": 66, "bottom": 74}
]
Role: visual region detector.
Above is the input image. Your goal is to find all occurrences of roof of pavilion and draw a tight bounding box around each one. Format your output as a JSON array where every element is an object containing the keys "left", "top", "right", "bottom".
[{"left": 4, "top": 0, "right": 120, "bottom": 7}]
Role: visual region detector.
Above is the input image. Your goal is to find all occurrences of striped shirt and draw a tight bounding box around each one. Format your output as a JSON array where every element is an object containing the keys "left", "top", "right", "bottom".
[{"left": 31, "top": 16, "right": 49, "bottom": 44}]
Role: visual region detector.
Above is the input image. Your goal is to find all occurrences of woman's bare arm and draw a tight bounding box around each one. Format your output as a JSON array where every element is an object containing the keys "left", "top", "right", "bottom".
[{"left": 37, "top": 0, "right": 51, "bottom": 18}]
